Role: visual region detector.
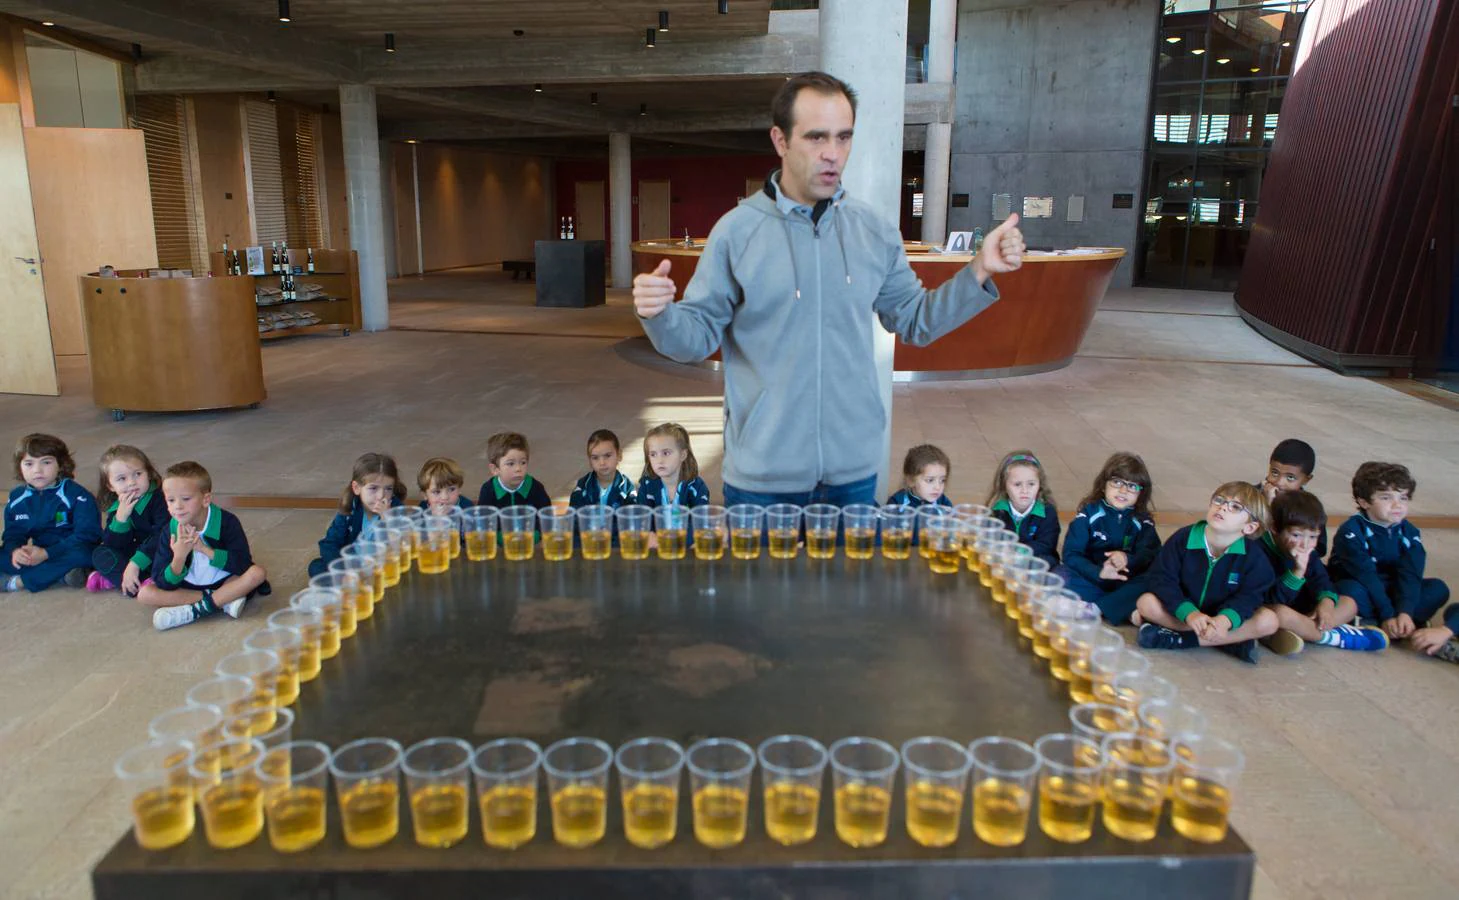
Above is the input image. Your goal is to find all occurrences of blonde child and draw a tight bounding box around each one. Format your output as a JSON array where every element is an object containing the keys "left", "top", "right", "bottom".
[
  {"left": 2, "top": 433, "right": 100, "bottom": 593},
  {"left": 1056, "top": 452, "right": 1161, "bottom": 624},
  {"left": 569, "top": 429, "right": 636, "bottom": 509},
  {"left": 476, "top": 433, "right": 552, "bottom": 510},
  {"left": 308, "top": 452, "right": 405, "bottom": 577},
  {"left": 417, "top": 457, "right": 472, "bottom": 515},
  {"left": 90, "top": 445, "right": 167, "bottom": 596},
  {"left": 986, "top": 450, "right": 1059, "bottom": 566},
  {"left": 887, "top": 444, "right": 953, "bottom": 508},
  {"left": 637, "top": 423, "right": 711, "bottom": 508}
]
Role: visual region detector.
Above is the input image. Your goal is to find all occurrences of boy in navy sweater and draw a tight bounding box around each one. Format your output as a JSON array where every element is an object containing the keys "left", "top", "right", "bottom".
[
  {"left": 140, "top": 461, "right": 269, "bottom": 631},
  {"left": 1136, "top": 481, "right": 1279, "bottom": 663},
  {"left": 1257, "top": 438, "right": 1328, "bottom": 558},
  {"left": 1329, "top": 461, "right": 1450, "bottom": 643},
  {"left": 2, "top": 434, "right": 101, "bottom": 592},
  {"left": 477, "top": 432, "right": 553, "bottom": 511},
  {"left": 1259, "top": 491, "right": 1386, "bottom": 655},
  {"left": 569, "top": 430, "right": 636, "bottom": 509},
  {"left": 418, "top": 457, "right": 473, "bottom": 515}
]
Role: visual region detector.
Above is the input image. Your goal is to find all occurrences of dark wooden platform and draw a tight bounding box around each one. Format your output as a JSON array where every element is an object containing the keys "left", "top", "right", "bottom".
[{"left": 93, "top": 555, "right": 1254, "bottom": 900}]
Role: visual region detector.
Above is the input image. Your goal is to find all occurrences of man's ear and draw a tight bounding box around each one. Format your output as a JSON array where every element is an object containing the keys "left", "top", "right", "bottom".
[{"left": 770, "top": 126, "right": 789, "bottom": 157}]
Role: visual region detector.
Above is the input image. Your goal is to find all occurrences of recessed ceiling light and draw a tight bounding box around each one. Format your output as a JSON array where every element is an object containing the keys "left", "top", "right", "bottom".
[
  {"left": 278, "top": 0, "right": 290, "bottom": 23},
  {"left": 659, "top": 11, "right": 669, "bottom": 32},
  {"left": 41, "top": 20, "right": 55, "bottom": 26},
  {"left": 1281, "top": 40, "right": 1291, "bottom": 47},
  {"left": 405, "top": 139, "right": 417, "bottom": 144},
  {"left": 645, "top": 27, "right": 655, "bottom": 47},
  {"left": 384, "top": 33, "right": 395, "bottom": 52},
  {"left": 1191, "top": 48, "right": 1206, "bottom": 55},
  {"left": 1165, "top": 36, "right": 1181, "bottom": 43},
  {"left": 1249, "top": 66, "right": 1260, "bottom": 73},
  {"left": 1215, "top": 57, "right": 1231, "bottom": 64},
  {"left": 534, "top": 83, "right": 543, "bottom": 92}
]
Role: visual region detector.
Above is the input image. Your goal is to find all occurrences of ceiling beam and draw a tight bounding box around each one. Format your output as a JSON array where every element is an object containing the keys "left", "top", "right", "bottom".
[
  {"left": 133, "top": 56, "right": 340, "bottom": 94},
  {"left": 376, "top": 87, "right": 627, "bottom": 132},
  {"left": 380, "top": 120, "right": 583, "bottom": 142}
]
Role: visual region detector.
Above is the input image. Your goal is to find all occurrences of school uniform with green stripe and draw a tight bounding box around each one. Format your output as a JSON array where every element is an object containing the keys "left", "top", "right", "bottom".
[
  {"left": 991, "top": 498, "right": 1060, "bottom": 566},
  {"left": 93, "top": 488, "right": 170, "bottom": 583},
  {"left": 476, "top": 475, "right": 552, "bottom": 510},
  {"left": 1258, "top": 532, "right": 1338, "bottom": 615},
  {"left": 150, "top": 504, "right": 257, "bottom": 590},
  {"left": 1147, "top": 522, "right": 1276, "bottom": 630}
]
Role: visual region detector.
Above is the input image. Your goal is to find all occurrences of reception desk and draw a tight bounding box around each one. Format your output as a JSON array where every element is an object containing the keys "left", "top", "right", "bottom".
[
  {"left": 80, "top": 271, "right": 266, "bottom": 419},
  {"left": 631, "top": 240, "right": 1125, "bottom": 379}
]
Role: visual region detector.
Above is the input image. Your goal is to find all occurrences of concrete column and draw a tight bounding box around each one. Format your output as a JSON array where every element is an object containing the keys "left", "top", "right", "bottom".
[
  {"left": 921, "top": 0, "right": 957, "bottom": 244},
  {"left": 339, "top": 84, "right": 389, "bottom": 331},
  {"left": 377, "top": 139, "right": 399, "bottom": 279},
  {"left": 820, "top": 0, "right": 908, "bottom": 498},
  {"left": 608, "top": 132, "right": 632, "bottom": 288}
]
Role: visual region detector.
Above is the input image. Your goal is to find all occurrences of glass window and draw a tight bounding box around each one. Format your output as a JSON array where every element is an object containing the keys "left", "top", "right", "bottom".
[
  {"left": 1200, "top": 79, "right": 1282, "bottom": 148},
  {"left": 1158, "top": 14, "right": 1210, "bottom": 82}
]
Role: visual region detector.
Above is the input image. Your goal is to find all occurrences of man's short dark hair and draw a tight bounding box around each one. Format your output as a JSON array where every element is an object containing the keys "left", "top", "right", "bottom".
[
  {"left": 1270, "top": 438, "right": 1316, "bottom": 477},
  {"left": 771, "top": 71, "right": 858, "bottom": 136}
]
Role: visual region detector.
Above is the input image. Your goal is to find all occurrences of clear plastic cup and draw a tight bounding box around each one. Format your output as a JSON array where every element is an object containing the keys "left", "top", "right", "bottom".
[
  {"left": 841, "top": 504, "right": 879, "bottom": 560},
  {"left": 291, "top": 586, "right": 346, "bottom": 657},
  {"left": 1110, "top": 670, "right": 1177, "bottom": 716},
  {"left": 402, "top": 737, "right": 474, "bottom": 848},
  {"left": 576, "top": 506, "right": 613, "bottom": 561},
  {"left": 756, "top": 735, "right": 828, "bottom": 846},
  {"left": 615, "top": 737, "right": 686, "bottom": 848},
  {"left": 268, "top": 607, "right": 324, "bottom": 682},
  {"left": 115, "top": 737, "right": 196, "bottom": 850},
  {"left": 340, "top": 538, "right": 386, "bottom": 608},
  {"left": 765, "top": 504, "right": 802, "bottom": 560},
  {"left": 653, "top": 506, "right": 691, "bottom": 561},
  {"left": 383, "top": 507, "right": 424, "bottom": 570},
  {"left": 499, "top": 507, "right": 537, "bottom": 562},
  {"left": 256, "top": 739, "right": 331, "bottom": 853},
  {"left": 330, "top": 737, "right": 405, "bottom": 849},
  {"left": 727, "top": 504, "right": 765, "bottom": 560},
  {"left": 962, "top": 514, "right": 1005, "bottom": 569},
  {"left": 923, "top": 514, "right": 966, "bottom": 575},
  {"left": 537, "top": 508, "right": 575, "bottom": 563},
  {"left": 955, "top": 502, "right": 991, "bottom": 520},
  {"left": 149, "top": 703, "right": 224, "bottom": 749},
  {"left": 691, "top": 505, "right": 728, "bottom": 561},
  {"left": 191, "top": 737, "right": 265, "bottom": 849},
  {"left": 1067, "top": 623, "right": 1125, "bottom": 704},
  {"left": 1034, "top": 733, "right": 1103, "bottom": 843},
  {"left": 1012, "top": 567, "right": 1063, "bottom": 639},
  {"left": 614, "top": 506, "right": 652, "bottom": 561},
  {"left": 915, "top": 505, "right": 953, "bottom": 559},
  {"left": 901, "top": 736, "right": 973, "bottom": 847},
  {"left": 829, "top": 736, "right": 899, "bottom": 848},
  {"left": 1034, "top": 592, "right": 1099, "bottom": 662},
  {"left": 968, "top": 736, "right": 1038, "bottom": 847},
  {"left": 215, "top": 649, "right": 283, "bottom": 714},
  {"left": 543, "top": 737, "right": 613, "bottom": 848},
  {"left": 1170, "top": 735, "right": 1243, "bottom": 843},
  {"left": 463, "top": 506, "right": 500, "bottom": 561},
  {"left": 973, "top": 529, "right": 1017, "bottom": 582},
  {"left": 472, "top": 738, "right": 542, "bottom": 849},
  {"left": 371, "top": 525, "right": 407, "bottom": 586},
  {"left": 991, "top": 545, "right": 1041, "bottom": 610},
  {"left": 803, "top": 504, "right": 841, "bottom": 560},
  {"left": 186, "top": 674, "right": 270, "bottom": 727},
  {"left": 1138, "top": 699, "right": 1209, "bottom": 744},
  {"left": 686, "top": 738, "right": 756, "bottom": 849},
  {"left": 1089, "top": 646, "right": 1151, "bottom": 706},
  {"left": 442, "top": 506, "right": 464, "bottom": 560},
  {"left": 1069, "top": 702, "right": 1136, "bottom": 747},
  {"left": 879, "top": 504, "right": 915, "bottom": 560},
  {"left": 1100, "top": 733, "right": 1174, "bottom": 842},
  {"left": 243, "top": 627, "right": 304, "bottom": 707},
  {"left": 417, "top": 515, "right": 453, "bottom": 574},
  {"left": 222, "top": 705, "right": 295, "bottom": 749},
  {"left": 329, "top": 556, "right": 376, "bottom": 622}
]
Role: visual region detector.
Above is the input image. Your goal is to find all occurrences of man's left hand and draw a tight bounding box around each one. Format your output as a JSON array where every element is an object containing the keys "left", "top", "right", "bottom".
[{"left": 972, "top": 213, "right": 1026, "bottom": 284}]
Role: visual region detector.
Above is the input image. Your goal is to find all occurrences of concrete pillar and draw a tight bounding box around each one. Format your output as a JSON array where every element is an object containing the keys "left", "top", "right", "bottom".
[
  {"left": 378, "top": 139, "right": 399, "bottom": 279},
  {"left": 608, "top": 132, "right": 632, "bottom": 288},
  {"left": 921, "top": 0, "right": 957, "bottom": 245},
  {"left": 820, "top": 0, "right": 908, "bottom": 498},
  {"left": 339, "top": 84, "right": 389, "bottom": 331}
]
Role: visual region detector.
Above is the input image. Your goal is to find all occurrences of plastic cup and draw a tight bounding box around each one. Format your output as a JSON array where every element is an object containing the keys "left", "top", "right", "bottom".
[
  {"left": 340, "top": 538, "right": 386, "bottom": 607},
  {"left": 291, "top": 586, "right": 345, "bottom": 657},
  {"left": 653, "top": 506, "right": 691, "bottom": 561},
  {"left": 686, "top": 738, "right": 756, "bottom": 849},
  {"left": 690, "top": 505, "right": 728, "bottom": 560},
  {"left": 215, "top": 649, "right": 283, "bottom": 717},
  {"left": 383, "top": 507, "right": 424, "bottom": 570},
  {"left": 223, "top": 705, "right": 295, "bottom": 750},
  {"left": 402, "top": 737, "right": 474, "bottom": 849},
  {"left": 803, "top": 504, "right": 841, "bottom": 560},
  {"left": 1110, "top": 670, "right": 1177, "bottom": 716},
  {"left": 116, "top": 737, "right": 196, "bottom": 850},
  {"left": 330, "top": 737, "right": 404, "bottom": 849},
  {"left": 1089, "top": 646, "right": 1151, "bottom": 706},
  {"left": 765, "top": 504, "right": 802, "bottom": 560},
  {"left": 879, "top": 504, "right": 915, "bottom": 560},
  {"left": 973, "top": 529, "right": 1017, "bottom": 581},
  {"left": 1066, "top": 624, "right": 1125, "bottom": 704},
  {"left": 901, "top": 736, "right": 973, "bottom": 847},
  {"left": 829, "top": 737, "right": 899, "bottom": 848},
  {"left": 1069, "top": 702, "right": 1137, "bottom": 748},
  {"left": 318, "top": 565, "right": 369, "bottom": 631},
  {"left": 371, "top": 525, "right": 406, "bottom": 585},
  {"left": 923, "top": 514, "right": 965, "bottom": 574},
  {"left": 243, "top": 627, "right": 304, "bottom": 707},
  {"left": 149, "top": 703, "right": 224, "bottom": 749},
  {"left": 576, "top": 506, "right": 613, "bottom": 561},
  {"left": 756, "top": 735, "right": 828, "bottom": 846},
  {"left": 417, "top": 515, "right": 453, "bottom": 574},
  {"left": 727, "top": 504, "right": 765, "bottom": 560},
  {"left": 536, "top": 508, "right": 574, "bottom": 563},
  {"left": 962, "top": 514, "right": 1004, "bottom": 568},
  {"left": 463, "top": 506, "right": 500, "bottom": 561},
  {"left": 442, "top": 506, "right": 464, "bottom": 559},
  {"left": 841, "top": 504, "right": 879, "bottom": 560},
  {"left": 256, "top": 740, "right": 331, "bottom": 853},
  {"left": 268, "top": 608, "right": 324, "bottom": 682},
  {"left": 990, "top": 546, "right": 1040, "bottom": 612},
  {"left": 191, "top": 737, "right": 265, "bottom": 849},
  {"left": 615, "top": 737, "right": 686, "bottom": 848},
  {"left": 1012, "top": 567, "right": 1062, "bottom": 638},
  {"left": 968, "top": 736, "right": 1039, "bottom": 847},
  {"left": 955, "top": 502, "right": 991, "bottom": 520},
  {"left": 915, "top": 505, "right": 953, "bottom": 559},
  {"left": 186, "top": 674, "right": 271, "bottom": 729},
  {"left": 1034, "top": 592, "right": 1100, "bottom": 662},
  {"left": 472, "top": 738, "right": 542, "bottom": 849},
  {"left": 1035, "top": 733, "right": 1103, "bottom": 843},
  {"left": 543, "top": 737, "right": 613, "bottom": 848},
  {"left": 1100, "top": 733, "right": 1174, "bottom": 842},
  {"left": 614, "top": 506, "right": 652, "bottom": 561},
  {"left": 499, "top": 507, "right": 537, "bottom": 561},
  {"left": 1137, "top": 699, "right": 1209, "bottom": 744},
  {"left": 1170, "top": 735, "right": 1243, "bottom": 843}
]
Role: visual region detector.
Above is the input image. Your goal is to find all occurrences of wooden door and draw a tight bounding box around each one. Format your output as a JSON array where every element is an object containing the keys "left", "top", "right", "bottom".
[
  {"left": 574, "top": 180, "right": 605, "bottom": 241},
  {"left": 638, "top": 178, "right": 671, "bottom": 241},
  {"left": 0, "top": 104, "right": 58, "bottom": 395}
]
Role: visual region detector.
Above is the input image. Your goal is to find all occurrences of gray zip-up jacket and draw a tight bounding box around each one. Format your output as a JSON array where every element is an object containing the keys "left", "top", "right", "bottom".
[{"left": 640, "top": 174, "right": 1001, "bottom": 493}]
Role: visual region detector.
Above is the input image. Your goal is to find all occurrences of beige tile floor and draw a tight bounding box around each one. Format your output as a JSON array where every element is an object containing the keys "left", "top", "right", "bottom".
[{"left": 0, "top": 272, "right": 1455, "bottom": 899}]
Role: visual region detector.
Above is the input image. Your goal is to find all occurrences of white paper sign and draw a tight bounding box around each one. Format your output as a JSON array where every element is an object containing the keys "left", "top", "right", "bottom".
[{"left": 945, "top": 231, "right": 975, "bottom": 253}]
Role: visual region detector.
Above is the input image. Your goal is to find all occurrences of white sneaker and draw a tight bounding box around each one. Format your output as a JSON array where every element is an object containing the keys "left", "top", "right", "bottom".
[
  {"left": 153, "top": 606, "right": 197, "bottom": 631},
  {"left": 223, "top": 597, "right": 247, "bottom": 619}
]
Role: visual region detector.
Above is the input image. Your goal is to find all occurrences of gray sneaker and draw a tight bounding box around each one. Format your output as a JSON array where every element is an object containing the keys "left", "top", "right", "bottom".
[
  {"left": 62, "top": 567, "right": 90, "bottom": 588},
  {"left": 1436, "top": 639, "right": 1459, "bottom": 665},
  {"left": 153, "top": 606, "right": 197, "bottom": 631}
]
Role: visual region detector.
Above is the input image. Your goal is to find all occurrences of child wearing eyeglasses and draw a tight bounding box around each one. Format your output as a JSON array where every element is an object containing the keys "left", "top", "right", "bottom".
[
  {"left": 1135, "top": 481, "right": 1279, "bottom": 663},
  {"left": 1056, "top": 452, "right": 1161, "bottom": 625}
]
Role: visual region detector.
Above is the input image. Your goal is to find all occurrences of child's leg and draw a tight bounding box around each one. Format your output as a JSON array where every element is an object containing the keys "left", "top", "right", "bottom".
[
  {"left": 211, "top": 566, "right": 267, "bottom": 606},
  {"left": 1057, "top": 567, "right": 1103, "bottom": 605},
  {"left": 136, "top": 580, "right": 190, "bottom": 608},
  {"left": 1097, "top": 578, "right": 1149, "bottom": 626},
  {"left": 1199, "top": 607, "right": 1280, "bottom": 647},
  {"left": 1270, "top": 603, "right": 1321, "bottom": 642},
  {"left": 1409, "top": 579, "right": 1451, "bottom": 627},
  {"left": 1334, "top": 579, "right": 1377, "bottom": 622},
  {"left": 1329, "top": 594, "right": 1360, "bottom": 627},
  {"left": 15, "top": 544, "right": 93, "bottom": 591},
  {"left": 1135, "top": 592, "right": 1189, "bottom": 630}
]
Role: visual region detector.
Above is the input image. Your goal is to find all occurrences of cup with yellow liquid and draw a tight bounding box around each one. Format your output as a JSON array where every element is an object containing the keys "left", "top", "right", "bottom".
[
  {"left": 1099, "top": 733, "right": 1173, "bottom": 842},
  {"left": 756, "top": 735, "right": 828, "bottom": 846},
  {"left": 961, "top": 514, "right": 1004, "bottom": 571},
  {"left": 370, "top": 525, "right": 407, "bottom": 586},
  {"left": 442, "top": 506, "right": 464, "bottom": 560},
  {"left": 471, "top": 738, "right": 542, "bottom": 850},
  {"left": 1068, "top": 702, "right": 1136, "bottom": 749},
  {"left": 727, "top": 504, "right": 765, "bottom": 560},
  {"left": 615, "top": 506, "right": 652, "bottom": 561},
  {"left": 463, "top": 506, "right": 500, "bottom": 561},
  {"left": 690, "top": 505, "right": 728, "bottom": 561},
  {"left": 268, "top": 608, "right": 324, "bottom": 682},
  {"left": 291, "top": 585, "right": 348, "bottom": 655},
  {"left": 804, "top": 504, "right": 841, "bottom": 560},
  {"left": 576, "top": 506, "right": 613, "bottom": 561},
  {"left": 1034, "top": 733, "right": 1102, "bottom": 844},
  {"left": 402, "top": 737, "right": 474, "bottom": 849},
  {"left": 500, "top": 508, "right": 538, "bottom": 562},
  {"left": 686, "top": 738, "right": 756, "bottom": 849},
  {"left": 615, "top": 737, "right": 685, "bottom": 849},
  {"left": 223, "top": 705, "right": 294, "bottom": 751},
  {"left": 417, "top": 515, "right": 453, "bottom": 574},
  {"left": 185, "top": 674, "right": 267, "bottom": 728},
  {"left": 1137, "top": 699, "right": 1208, "bottom": 745},
  {"left": 1109, "top": 670, "right": 1177, "bottom": 717},
  {"left": 841, "top": 504, "right": 879, "bottom": 560},
  {"left": 1065, "top": 624, "right": 1125, "bottom": 704},
  {"left": 829, "top": 736, "right": 899, "bottom": 848},
  {"left": 382, "top": 507, "right": 423, "bottom": 571},
  {"left": 149, "top": 703, "right": 224, "bottom": 751},
  {"left": 255, "top": 739, "right": 331, "bottom": 853},
  {"left": 968, "top": 736, "right": 1038, "bottom": 847},
  {"left": 537, "top": 508, "right": 575, "bottom": 563},
  {"left": 243, "top": 627, "right": 304, "bottom": 708},
  {"left": 1169, "top": 735, "right": 1243, "bottom": 843},
  {"left": 990, "top": 545, "right": 1040, "bottom": 611},
  {"left": 326, "top": 553, "right": 374, "bottom": 623},
  {"left": 923, "top": 514, "right": 965, "bottom": 575},
  {"left": 330, "top": 737, "right": 404, "bottom": 849},
  {"left": 215, "top": 649, "right": 283, "bottom": 715},
  {"left": 115, "top": 737, "right": 197, "bottom": 850},
  {"left": 901, "top": 736, "right": 973, "bottom": 848},
  {"left": 653, "top": 506, "right": 691, "bottom": 561},
  {"left": 765, "top": 504, "right": 803, "bottom": 560},
  {"left": 1088, "top": 646, "right": 1151, "bottom": 706},
  {"left": 543, "top": 737, "right": 613, "bottom": 848},
  {"left": 191, "top": 737, "right": 266, "bottom": 850},
  {"left": 878, "top": 504, "right": 915, "bottom": 560},
  {"left": 954, "top": 502, "right": 991, "bottom": 521},
  {"left": 1010, "top": 567, "right": 1060, "bottom": 634},
  {"left": 973, "top": 529, "right": 1017, "bottom": 584},
  {"left": 1033, "top": 593, "right": 1099, "bottom": 663},
  {"left": 915, "top": 506, "right": 953, "bottom": 561}
]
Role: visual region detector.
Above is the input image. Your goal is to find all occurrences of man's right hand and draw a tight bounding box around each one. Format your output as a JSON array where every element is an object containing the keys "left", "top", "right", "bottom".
[{"left": 633, "top": 259, "right": 676, "bottom": 319}]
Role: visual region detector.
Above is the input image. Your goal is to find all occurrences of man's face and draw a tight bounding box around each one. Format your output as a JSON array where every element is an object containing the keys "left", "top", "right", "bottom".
[{"left": 770, "top": 89, "right": 854, "bottom": 205}]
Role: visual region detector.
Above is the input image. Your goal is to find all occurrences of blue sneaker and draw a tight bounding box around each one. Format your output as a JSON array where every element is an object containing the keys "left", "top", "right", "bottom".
[
  {"left": 1217, "top": 639, "right": 1259, "bottom": 664},
  {"left": 1320, "top": 624, "right": 1389, "bottom": 652},
  {"left": 1138, "top": 623, "right": 1198, "bottom": 651}
]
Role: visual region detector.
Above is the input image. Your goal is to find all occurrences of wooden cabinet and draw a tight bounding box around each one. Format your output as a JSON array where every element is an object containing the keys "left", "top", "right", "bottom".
[{"left": 207, "top": 248, "right": 361, "bottom": 340}]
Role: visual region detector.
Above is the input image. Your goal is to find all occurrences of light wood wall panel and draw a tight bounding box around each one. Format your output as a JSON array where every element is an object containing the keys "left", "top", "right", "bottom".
[
  {"left": 25, "top": 126, "right": 159, "bottom": 356},
  {"left": 0, "top": 103, "right": 57, "bottom": 395},
  {"left": 413, "top": 144, "right": 552, "bottom": 271},
  {"left": 320, "top": 110, "right": 349, "bottom": 250},
  {"left": 193, "top": 94, "right": 252, "bottom": 253}
]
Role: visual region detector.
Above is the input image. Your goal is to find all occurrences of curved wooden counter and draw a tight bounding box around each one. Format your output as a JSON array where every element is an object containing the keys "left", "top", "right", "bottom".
[
  {"left": 80, "top": 271, "right": 266, "bottom": 417},
  {"left": 632, "top": 240, "right": 1125, "bottom": 379}
]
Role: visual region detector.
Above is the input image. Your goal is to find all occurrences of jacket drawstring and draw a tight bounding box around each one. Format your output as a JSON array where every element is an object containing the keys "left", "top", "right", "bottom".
[
  {"left": 781, "top": 216, "right": 802, "bottom": 301},
  {"left": 833, "top": 201, "right": 852, "bottom": 285}
]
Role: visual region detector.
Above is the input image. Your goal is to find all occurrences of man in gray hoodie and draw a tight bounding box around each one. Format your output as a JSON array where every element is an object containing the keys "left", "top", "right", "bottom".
[{"left": 634, "top": 71, "right": 1025, "bottom": 507}]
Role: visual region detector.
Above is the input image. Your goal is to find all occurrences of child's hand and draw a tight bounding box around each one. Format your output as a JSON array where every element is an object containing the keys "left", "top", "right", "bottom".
[
  {"left": 116, "top": 490, "right": 139, "bottom": 522},
  {"left": 1186, "top": 612, "right": 1215, "bottom": 640},
  {"left": 121, "top": 561, "right": 142, "bottom": 596},
  {"left": 1261, "top": 481, "right": 1279, "bottom": 503},
  {"left": 367, "top": 495, "right": 390, "bottom": 516},
  {"left": 1098, "top": 558, "right": 1128, "bottom": 581},
  {"left": 29, "top": 544, "right": 49, "bottom": 565},
  {"left": 1392, "top": 612, "right": 1415, "bottom": 638},
  {"left": 1210, "top": 615, "right": 1233, "bottom": 636},
  {"left": 1313, "top": 597, "right": 1338, "bottom": 632},
  {"left": 1412, "top": 626, "right": 1455, "bottom": 655},
  {"left": 1105, "top": 550, "right": 1129, "bottom": 571},
  {"left": 170, "top": 526, "right": 195, "bottom": 558},
  {"left": 10, "top": 545, "right": 33, "bottom": 568},
  {"left": 1289, "top": 545, "right": 1311, "bottom": 578}
]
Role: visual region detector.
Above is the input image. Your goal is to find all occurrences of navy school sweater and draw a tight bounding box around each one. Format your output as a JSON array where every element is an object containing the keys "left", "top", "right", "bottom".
[
  {"left": 1328, "top": 513, "right": 1429, "bottom": 621},
  {"left": 636, "top": 475, "right": 711, "bottom": 509},
  {"left": 151, "top": 504, "right": 254, "bottom": 589},
  {"left": 477, "top": 475, "right": 552, "bottom": 511},
  {"left": 886, "top": 489, "right": 953, "bottom": 510},
  {"left": 3, "top": 478, "right": 101, "bottom": 558},
  {"left": 1253, "top": 482, "right": 1329, "bottom": 558},
  {"left": 1147, "top": 522, "right": 1276, "bottom": 630},
  {"left": 310, "top": 495, "right": 403, "bottom": 577},
  {"left": 569, "top": 471, "right": 636, "bottom": 509},
  {"left": 101, "top": 488, "right": 171, "bottom": 571},
  {"left": 991, "top": 498, "right": 1060, "bottom": 567},
  {"left": 1060, "top": 501, "right": 1160, "bottom": 584},
  {"left": 1259, "top": 532, "right": 1339, "bottom": 611},
  {"left": 417, "top": 495, "right": 474, "bottom": 514}
]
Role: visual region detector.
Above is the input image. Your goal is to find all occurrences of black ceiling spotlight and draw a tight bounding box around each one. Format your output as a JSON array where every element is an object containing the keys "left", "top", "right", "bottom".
[
  {"left": 659, "top": 11, "right": 669, "bottom": 31},
  {"left": 277, "top": 0, "right": 290, "bottom": 23},
  {"left": 513, "top": 29, "right": 524, "bottom": 36},
  {"left": 718, "top": 0, "right": 729, "bottom": 14},
  {"left": 639, "top": 103, "right": 648, "bottom": 116},
  {"left": 534, "top": 83, "right": 543, "bottom": 92},
  {"left": 267, "top": 90, "right": 277, "bottom": 103},
  {"left": 130, "top": 42, "right": 143, "bottom": 62},
  {"left": 590, "top": 92, "right": 599, "bottom": 105},
  {"left": 645, "top": 27, "right": 656, "bottom": 47},
  {"left": 384, "top": 33, "right": 395, "bottom": 52}
]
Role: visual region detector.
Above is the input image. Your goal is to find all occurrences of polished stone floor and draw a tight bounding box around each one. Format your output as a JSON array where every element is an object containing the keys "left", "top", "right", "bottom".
[{"left": 0, "top": 270, "right": 1454, "bottom": 899}]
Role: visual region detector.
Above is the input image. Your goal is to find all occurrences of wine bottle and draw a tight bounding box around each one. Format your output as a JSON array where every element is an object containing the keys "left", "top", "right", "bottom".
[
  {"left": 281, "top": 240, "right": 290, "bottom": 274},
  {"left": 307, "top": 248, "right": 315, "bottom": 274},
  {"left": 567, "top": 216, "right": 575, "bottom": 240},
  {"left": 270, "top": 241, "right": 279, "bottom": 274}
]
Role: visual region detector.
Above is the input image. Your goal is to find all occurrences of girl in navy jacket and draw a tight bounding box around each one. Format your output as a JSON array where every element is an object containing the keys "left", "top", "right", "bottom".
[
  {"left": 2, "top": 434, "right": 101, "bottom": 593},
  {"left": 1056, "top": 452, "right": 1161, "bottom": 624},
  {"left": 308, "top": 453, "right": 405, "bottom": 577},
  {"left": 985, "top": 449, "right": 1060, "bottom": 567},
  {"left": 90, "top": 445, "right": 169, "bottom": 596}
]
